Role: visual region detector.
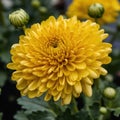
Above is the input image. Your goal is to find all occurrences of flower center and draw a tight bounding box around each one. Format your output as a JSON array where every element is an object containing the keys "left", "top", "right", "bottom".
[
  {"left": 49, "top": 38, "right": 59, "bottom": 48},
  {"left": 51, "top": 42, "right": 58, "bottom": 48}
]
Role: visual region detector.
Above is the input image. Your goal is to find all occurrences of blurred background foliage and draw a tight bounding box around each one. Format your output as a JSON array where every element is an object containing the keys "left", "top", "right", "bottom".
[{"left": 0, "top": 0, "right": 120, "bottom": 120}]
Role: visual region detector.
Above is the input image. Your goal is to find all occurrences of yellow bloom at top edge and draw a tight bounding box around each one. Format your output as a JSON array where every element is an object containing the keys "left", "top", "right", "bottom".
[
  {"left": 66, "top": 0, "right": 120, "bottom": 24},
  {"left": 7, "top": 15, "right": 112, "bottom": 105}
]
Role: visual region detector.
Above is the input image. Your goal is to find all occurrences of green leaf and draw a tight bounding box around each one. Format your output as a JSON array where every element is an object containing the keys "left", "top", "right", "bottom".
[
  {"left": 74, "top": 109, "right": 91, "bottom": 120},
  {"left": 28, "top": 111, "right": 55, "bottom": 120},
  {"left": 56, "top": 108, "right": 74, "bottom": 120},
  {"left": 14, "top": 111, "right": 28, "bottom": 120},
  {"left": 113, "top": 107, "right": 120, "bottom": 117},
  {"left": 56, "top": 108, "right": 91, "bottom": 120},
  {"left": 14, "top": 110, "right": 55, "bottom": 120},
  {"left": 17, "top": 96, "right": 57, "bottom": 116},
  {"left": 88, "top": 103, "right": 100, "bottom": 120},
  {"left": 18, "top": 95, "right": 57, "bottom": 116},
  {"left": 48, "top": 100, "right": 67, "bottom": 114}
]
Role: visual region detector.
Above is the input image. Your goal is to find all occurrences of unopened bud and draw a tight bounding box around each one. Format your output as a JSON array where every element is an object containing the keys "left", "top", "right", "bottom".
[
  {"left": 105, "top": 74, "right": 113, "bottom": 82},
  {"left": 39, "top": 6, "right": 47, "bottom": 13},
  {"left": 9, "top": 9, "right": 29, "bottom": 28},
  {"left": 88, "top": 3, "right": 104, "bottom": 18},
  {"left": 103, "top": 87, "right": 116, "bottom": 99},
  {"left": 99, "top": 106, "right": 107, "bottom": 114},
  {"left": 31, "top": 0, "right": 41, "bottom": 8}
]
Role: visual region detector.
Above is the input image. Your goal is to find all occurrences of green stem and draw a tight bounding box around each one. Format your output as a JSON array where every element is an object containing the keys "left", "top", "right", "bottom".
[
  {"left": 22, "top": 25, "right": 27, "bottom": 32},
  {"left": 95, "top": 18, "right": 98, "bottom": 23},
  {"left": 72, "top": 98, "right": 79, "bottom": 113},
  {"left": 98, "top": 114, "right": 104, "bottom": 120},
  {"left": 107, "top": 100, "right": 113, "bottom": 108}
]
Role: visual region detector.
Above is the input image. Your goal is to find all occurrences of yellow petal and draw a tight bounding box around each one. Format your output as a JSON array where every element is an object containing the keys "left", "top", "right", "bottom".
[
  {"left": 69, "top": 71, "right": 78, "bottom": 81},
  {"left": 82, "top": 82, "right": 92, "bottom": 97},
  {"left": 17, "top": 78, "right": 28, "bottom": 90},
  {"left": 28, "top": 80, "right": 40, "bottom": 90},
  {"left": 66, "top": 63, "right": 75, "bottom": 71},
  {"left": 83, "top": 77, "right": 93, "bottom": 85},
  {"left": 66, "top": 77, "right": 76, "bottom": 85},
  {"left": 57, "top": 84, "right": 64, "bottom": 91},
  {"left": 12, "top": 71, "right": 23, "bottom": 80},
  {"left": 64, "top": 84, "right": 72, "bottom": 94},
  {"left": 59, "top": 77, "right": 65, "bottom": 85},
  {"left": 101, "top": 57, "right": 112, "bottom": 64},
  {"left": 20, "top": 60, "right": 34, "bottom": 67},
  {"left": 39, "top": 84, "right": 47, "bottom": 92},
  {"left": 74, "top": 82, "right": 82, "bottom": 94},
  {"left": 23, "top": 73, "right": 37, "bottom": 80},
  {"left": 48, "top": 73, "right": 58, "bottom": 81},
  {"left": 99, "top": 67, "right": 107, "bottom": 75},
  {"left": 62, "top": 94, "right": 72, "bottom": 105},
  {"left": 36, "top": 91, "right": 43, "bottom": 97},
  {"left": 51, "top": 89, "right": 59, "bottom": 96},
  {"left": 57, "top": 70, "right": 63, "bottom": 77},
  {"left": 40, "top": 77, "right": 48, "bottom": 83},
  {"left": 88, "top": 69, "right": 98, "bottom": 78},
  {"left": 47, "top": 80, "right": 55, "bottom": 88},
  {"left": 78, "top": 70, "right": 89, "bottom": 78},
  {"left": 33, "top": 71, "right": 46, "bottom": 77},
  {"left": 73, "top": 89, "right": 80, "bottom": 97},
  {"left": 53, "top": 92, "right": 61, "bottom": 101},
  {"left": 47, "top": 66, "right": 56, "bottom": 74},
  {"left": 44, "top": 93, "right": 52, "bottom": 101},
  {"left": 62, "top": 67, "right": 70, "bottom": 76},
  {"left": 21, "top": 88, "right": 28, "bottom": 95},
  {"left": 22, "top": 68, "right": 33, "bottom": 73},
  {"left": 75, "top": 62, "right": 86, "bottom": 70},
  {"left": 7, "top": 63, "right": 18, "bottom": 70},
  {"left": 28, "top": 90, "right": 38, "bottom": 98}
]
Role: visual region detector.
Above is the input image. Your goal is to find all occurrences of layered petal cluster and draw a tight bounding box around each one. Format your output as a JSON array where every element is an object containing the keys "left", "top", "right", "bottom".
[
  {"left": 7, "top": 16, "right": 112, "bottom": 105},
  {"left": 66, "top": 0, "right": 120, "bottom": 24}
]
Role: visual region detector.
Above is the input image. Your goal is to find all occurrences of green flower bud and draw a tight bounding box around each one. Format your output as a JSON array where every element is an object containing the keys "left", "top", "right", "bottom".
[
  {"left": 99, "top": 106, "right": 107, "bottom": 114},
  {"left": 39, "top": 6, "right": 47, "bottom": 13},
  {"left": 88, "top": 3, "right": 104, "bottom": 18},
  {"left": 31, "top": 0, "right": 41, "bottom": 8},
  {"left": 103, "top": 87, "right": 116, "bottom": 99},
  {"left": 9, "top": 9, "right": 29, "bottom": 28},
  {"left": 105, "top": 74, "right": 113, "bottom": 82}
]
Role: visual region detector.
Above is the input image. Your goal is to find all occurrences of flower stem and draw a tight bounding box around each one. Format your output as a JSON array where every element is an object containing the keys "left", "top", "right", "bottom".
[
  {"left": 72, "top": 98, "right": 79, "bottom": 113},
  {"left": 98, "top": 114, "right": 104, "bottom": 120},
  {"left": 23, "top": 25, "right": 27, "bottom": 32},
  {"left": 69, "top": 98, "right": 79, "bottom": 115}
]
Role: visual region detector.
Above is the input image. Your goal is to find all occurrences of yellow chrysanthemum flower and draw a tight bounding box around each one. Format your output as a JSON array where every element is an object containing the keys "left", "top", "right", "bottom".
[
  {"left": 66, "top": 0, "right": 120, "bottom": 24},
  {"left": 7, "top": 16, "right": 112, "bottom": 105}
]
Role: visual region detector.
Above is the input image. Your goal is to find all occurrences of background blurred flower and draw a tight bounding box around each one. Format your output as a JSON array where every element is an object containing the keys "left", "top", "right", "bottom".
[
  {"left": 7, "top": 16, "right": 112, "bottom": 105},
  {"left": 1, "top": 0, "right": 13, "bottom": 9},
  {"left": 66, "top": 0, "right": 120, "bottom": 24}
]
